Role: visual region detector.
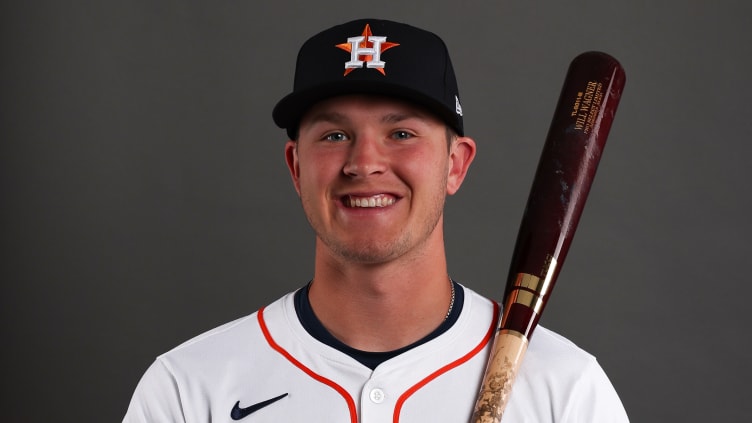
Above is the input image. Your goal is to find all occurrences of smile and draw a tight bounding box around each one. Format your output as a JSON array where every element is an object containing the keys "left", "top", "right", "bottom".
[{"left": 345, "top": 194, "right": 396, "bottom": 208}]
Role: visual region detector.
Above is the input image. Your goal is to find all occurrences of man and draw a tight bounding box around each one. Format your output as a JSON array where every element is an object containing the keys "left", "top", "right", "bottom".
[{"left": 124, "top": 18, "right": 629, "bottom": 422}]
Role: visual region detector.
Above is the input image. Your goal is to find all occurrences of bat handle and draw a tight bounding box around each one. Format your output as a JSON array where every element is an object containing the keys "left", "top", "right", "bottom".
[{"left": 470, "top": 330, "right": 528, "bottom": 423}]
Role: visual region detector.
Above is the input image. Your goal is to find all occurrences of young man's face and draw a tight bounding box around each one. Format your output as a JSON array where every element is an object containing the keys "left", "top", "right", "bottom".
[{"left": 285, "top": 94, "right": 475, "bottom": 265}]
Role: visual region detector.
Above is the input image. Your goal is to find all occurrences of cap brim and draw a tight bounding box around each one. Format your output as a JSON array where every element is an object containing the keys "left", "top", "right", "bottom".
[{"left": 272, "top": 80, "right": 462, "bottom": 139}]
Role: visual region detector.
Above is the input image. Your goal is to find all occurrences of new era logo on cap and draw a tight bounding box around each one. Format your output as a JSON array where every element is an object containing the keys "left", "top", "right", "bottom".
[{"left": 272, "top": 19, "right": 465, "bottom": 139}]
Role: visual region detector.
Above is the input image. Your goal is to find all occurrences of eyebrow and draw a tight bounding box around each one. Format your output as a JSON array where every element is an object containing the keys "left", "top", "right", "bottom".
[
  {"left": 303, "top": 111, "right": 348, "bottom": 126},
  {"left": 380, "top": 111, "right": 426, "bottom": 124},
  {"left": 303, "top": 110, "right": 428, "bottom": 127}
]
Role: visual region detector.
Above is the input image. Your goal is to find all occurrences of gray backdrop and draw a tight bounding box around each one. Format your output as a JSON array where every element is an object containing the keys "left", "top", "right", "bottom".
[{"left": 2, "top": 1, "right": 750, "bottom": 422}]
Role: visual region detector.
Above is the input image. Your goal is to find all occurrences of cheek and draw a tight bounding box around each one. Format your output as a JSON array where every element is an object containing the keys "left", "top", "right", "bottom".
[
  {"left": 403, "top": 149, "right": 449, "bottom": 184},
  {"left": 297, "top": 167, "right": 324, "bottom": 198},
  {"left": 296, "top": 153, "right": 340, "bottom": 196},
  {"left": 401, "top": 145, "right": 444, "bottom": 170}
]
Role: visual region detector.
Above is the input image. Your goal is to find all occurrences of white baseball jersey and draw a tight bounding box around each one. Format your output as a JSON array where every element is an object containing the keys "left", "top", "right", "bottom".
[{"left": 123, "top": 284, "right": 628, "bottom": 422}]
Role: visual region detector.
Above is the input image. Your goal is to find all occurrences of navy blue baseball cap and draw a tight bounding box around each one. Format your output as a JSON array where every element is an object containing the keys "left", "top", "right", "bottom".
[{"left": 272, "top": 18, "right": 464, "bottom": 139}]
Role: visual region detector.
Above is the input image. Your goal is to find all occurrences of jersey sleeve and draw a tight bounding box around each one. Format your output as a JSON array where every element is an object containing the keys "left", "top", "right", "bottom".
[
  {"left": 561, "top": 358, "right": 630, "bottom": 422},
  {"left": 122, "top": 359, "right": 186, "bottom": 423}
]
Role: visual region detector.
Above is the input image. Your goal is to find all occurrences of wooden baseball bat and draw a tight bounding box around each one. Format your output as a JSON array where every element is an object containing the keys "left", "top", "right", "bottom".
[{"left": 470, "top": 51, "right": 626, "bottom": 423}]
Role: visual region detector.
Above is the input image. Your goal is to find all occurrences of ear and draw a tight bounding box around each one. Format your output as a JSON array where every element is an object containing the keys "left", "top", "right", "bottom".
[
  {"left": 446, "top": 136, "right": 477, "bottom": 195},
  {"left": 284, "top": 140, "right": 301, "bottom": 196}
]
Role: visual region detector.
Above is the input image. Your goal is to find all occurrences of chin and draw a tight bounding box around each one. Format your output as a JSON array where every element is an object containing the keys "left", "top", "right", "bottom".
[{"left": 330, "top": 238, "right": 412, "bottom": 264}]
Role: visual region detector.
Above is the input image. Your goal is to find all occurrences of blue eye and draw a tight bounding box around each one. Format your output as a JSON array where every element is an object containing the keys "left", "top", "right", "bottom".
[
  {"left": 392, "top": 130, "right": 413, "bottom": 140},
  {"left": 324, "top": 132, "right": 348, "bottom": 142}
]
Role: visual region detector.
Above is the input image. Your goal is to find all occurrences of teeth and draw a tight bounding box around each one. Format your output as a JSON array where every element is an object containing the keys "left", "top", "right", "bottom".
[{"left": 347, "top": 195, "right": 395, "bottom": 208}]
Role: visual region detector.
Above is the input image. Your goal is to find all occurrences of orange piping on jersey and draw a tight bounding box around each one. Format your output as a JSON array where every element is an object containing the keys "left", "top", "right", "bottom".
[
  {"left": 258, "top": 307, "right": 359, "bottom": 423},
  {"left": 392, "top": 301, "right": 501, "bottom": 423}
]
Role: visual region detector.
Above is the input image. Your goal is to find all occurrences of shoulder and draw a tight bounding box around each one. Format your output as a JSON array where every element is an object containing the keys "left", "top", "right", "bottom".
[
  {"left": 526, "top": 325, "right": 595, "bottom": 366},
  {"left": 451, "top": 284, "right": 595, "bottom": 372},
  {"left": 457, "top": 283, "right": 498, "bottom": 319},
  {"left": 159, "top": 292, "right": 295, "bottom": 368},
  {"left": 513, "top": 326, "right": 629, "bottom": 421},
  {"left": 458, "top": 286, "right": 628, "bottom": 421},
  {"left": 458, "top": 287, "right": 600, "bottom": 384},
  {"left": 123, "top": 293, "right": 297, "bottom": 421},
  {"left": 520, "top": 325, "right": 604, "bottom": 390},
  {"left": 129, "top": 291, "right": 300, "bottom": 392}
]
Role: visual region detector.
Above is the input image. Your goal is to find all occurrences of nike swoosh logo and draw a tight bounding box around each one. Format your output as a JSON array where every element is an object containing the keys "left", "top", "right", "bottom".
[{"left": 230, "top": 393, "right": 288, "bottom": 420}]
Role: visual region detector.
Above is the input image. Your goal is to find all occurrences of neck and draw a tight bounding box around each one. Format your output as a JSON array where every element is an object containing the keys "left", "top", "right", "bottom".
[{"left": 308, "top": 237, "right": 454, "bottom": 352}]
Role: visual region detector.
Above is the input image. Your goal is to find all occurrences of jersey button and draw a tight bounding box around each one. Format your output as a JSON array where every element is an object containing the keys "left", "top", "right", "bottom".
[{"left": 369, "top": 388, "right": 385, "bottom": 404}]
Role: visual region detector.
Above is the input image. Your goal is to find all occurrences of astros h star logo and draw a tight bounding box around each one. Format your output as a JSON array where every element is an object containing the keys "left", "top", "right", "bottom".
[{"left": 336, "top": 23, "right": 400, "bottom": 76}]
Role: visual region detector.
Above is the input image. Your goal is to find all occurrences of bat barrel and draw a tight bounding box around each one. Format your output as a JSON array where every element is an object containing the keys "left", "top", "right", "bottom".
[
  {"left": 471, "top": 51, "right": 625, "bottom": 423},
  {"left": 502, "top": 51, "right": 625, "bottom": 336}
]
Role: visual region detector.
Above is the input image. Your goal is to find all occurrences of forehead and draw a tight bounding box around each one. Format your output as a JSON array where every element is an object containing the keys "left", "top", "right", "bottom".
[{"left": 299, "top": 94, "right": 443, "bottom": 127}]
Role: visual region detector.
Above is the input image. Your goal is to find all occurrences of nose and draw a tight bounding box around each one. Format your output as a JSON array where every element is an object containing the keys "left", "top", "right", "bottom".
[{"left": 342, "top": 135, "right": 387, "bottom": 178}]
